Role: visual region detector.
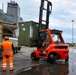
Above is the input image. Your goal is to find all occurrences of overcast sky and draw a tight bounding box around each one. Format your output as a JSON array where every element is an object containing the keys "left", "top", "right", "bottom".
[{"left": 0, "top": 0, "right": 76, "bottom": 43}]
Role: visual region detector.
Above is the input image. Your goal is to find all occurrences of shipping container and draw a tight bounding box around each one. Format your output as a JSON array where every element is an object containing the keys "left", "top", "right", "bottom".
[{"left": 18, "top": 21, "right": 46, "bottom": 46}]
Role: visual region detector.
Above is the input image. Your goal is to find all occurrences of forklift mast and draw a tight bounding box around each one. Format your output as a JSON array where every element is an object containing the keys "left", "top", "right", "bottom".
[
  {"left": 39, "top": 0, "right": 52, "bottom": 30},
  {"left": 37, "top": 0, "right": 52, "bottom": 48}
]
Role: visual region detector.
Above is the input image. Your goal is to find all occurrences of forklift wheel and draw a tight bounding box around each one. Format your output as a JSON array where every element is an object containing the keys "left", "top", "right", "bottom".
[
  {"left": 31, "top": 52, "right": 39, "bottom": 61},
  {"left": 47, "top": 54, "right": 55, "bottom": 63}
]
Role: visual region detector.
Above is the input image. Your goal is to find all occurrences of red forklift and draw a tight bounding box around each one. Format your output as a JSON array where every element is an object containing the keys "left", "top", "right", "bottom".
[{"left": 31, "top": 0, "right": 69, "bottom": 63}]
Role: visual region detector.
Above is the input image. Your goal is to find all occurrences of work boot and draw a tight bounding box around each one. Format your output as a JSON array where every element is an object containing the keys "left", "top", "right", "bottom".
[
  {"left": 10, "top": 68, "right": 14, "bottom": 71},
  {"left": 2, "top": 68, "right": 6, "bottom": 72}
]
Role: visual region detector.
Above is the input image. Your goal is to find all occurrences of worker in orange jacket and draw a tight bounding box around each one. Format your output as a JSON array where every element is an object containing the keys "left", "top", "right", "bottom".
[{"left": 1, "top": 36, "right": 14, "bottom": 71}]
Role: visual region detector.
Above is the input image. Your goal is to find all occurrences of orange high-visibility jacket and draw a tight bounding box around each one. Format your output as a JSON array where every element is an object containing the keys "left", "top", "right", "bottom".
[{"left": 1, "top": 40, "right": 13, "bottom": 55}]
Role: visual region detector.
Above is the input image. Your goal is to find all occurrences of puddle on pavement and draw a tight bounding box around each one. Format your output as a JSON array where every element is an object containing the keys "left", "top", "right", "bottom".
[
  {"left": 17, "top": 60, "right": 76, "bottom": 75},
  {"left": 17, "top": 62, "right": 69, "bottom": 75}
]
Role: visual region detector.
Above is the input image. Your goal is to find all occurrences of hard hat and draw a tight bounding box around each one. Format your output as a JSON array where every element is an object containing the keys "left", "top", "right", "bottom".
[{"left": 4, "top": 36, "right": 9, "bottom": 40}]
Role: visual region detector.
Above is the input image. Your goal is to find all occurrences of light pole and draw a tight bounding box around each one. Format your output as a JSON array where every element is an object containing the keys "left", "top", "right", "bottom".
[{"left": 71, "top": 20, "right": 74, "bottom": 44}]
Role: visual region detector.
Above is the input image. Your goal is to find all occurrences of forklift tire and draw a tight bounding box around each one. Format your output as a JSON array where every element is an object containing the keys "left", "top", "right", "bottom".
[
  {"left": 47, "top": 54, "right": 55, "bottom": 63},
  {"left": 31, "top": 52, "right": 39, "bottom": 61}
]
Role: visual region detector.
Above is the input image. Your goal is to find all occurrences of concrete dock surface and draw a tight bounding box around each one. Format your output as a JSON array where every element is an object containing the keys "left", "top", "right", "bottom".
[{"left": 0, "top": 46, "right": 76, "bottom": 75}]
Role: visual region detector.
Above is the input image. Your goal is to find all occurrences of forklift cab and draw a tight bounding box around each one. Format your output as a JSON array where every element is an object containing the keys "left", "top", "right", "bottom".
[
  {"left": 51, "top": 29, "right": 64, "bottom": 44},
  {"left": 39, "top": 29, "right": 65, "bottom": 48}
]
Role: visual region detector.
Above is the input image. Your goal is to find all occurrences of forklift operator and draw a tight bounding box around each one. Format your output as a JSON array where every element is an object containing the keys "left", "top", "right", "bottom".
[{"left": 41, "top": 33, "right": 50, "bottom": 48}]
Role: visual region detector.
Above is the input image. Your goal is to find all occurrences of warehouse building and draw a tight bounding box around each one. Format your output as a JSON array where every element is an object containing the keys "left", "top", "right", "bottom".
[{"left": 0, "top": 1, "right": 23, "bottom": 37}]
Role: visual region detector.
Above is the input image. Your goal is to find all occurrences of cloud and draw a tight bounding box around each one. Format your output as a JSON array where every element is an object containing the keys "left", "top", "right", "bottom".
[{"left": 0, "top": 0, "right": 76, "bottom": 43}]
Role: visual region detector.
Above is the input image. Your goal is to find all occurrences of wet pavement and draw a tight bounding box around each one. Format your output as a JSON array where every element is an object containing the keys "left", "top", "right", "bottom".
[
  {"left": 17, "top": 62, "right": 69, "bottom": 75},
  {"left": 0, "top": 46, "right": 76, "bottom": 75}
]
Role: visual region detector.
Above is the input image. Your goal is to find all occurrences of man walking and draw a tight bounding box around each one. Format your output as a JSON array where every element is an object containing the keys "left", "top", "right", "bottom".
[{"left": 1, "top": 36, "right": 14, "bottom": 71}]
